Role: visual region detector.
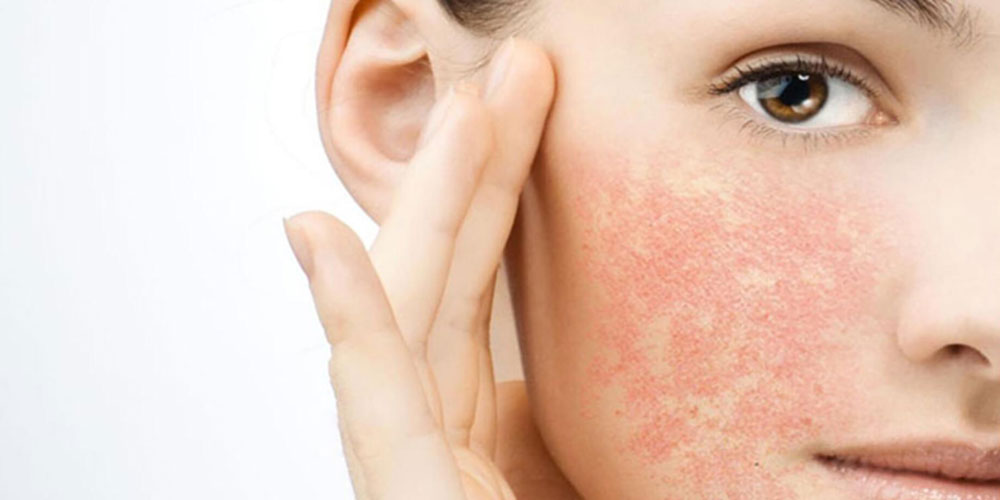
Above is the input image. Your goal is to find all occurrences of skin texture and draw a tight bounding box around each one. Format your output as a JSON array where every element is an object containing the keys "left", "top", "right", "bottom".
[
  {"left": 512, "top": 141, "right": 905, "bottom": 498},
  {"left": 308, "top": 0, "right": 1000, "bottom": 498},
  {"left": 502, "top": 0, "right": 1000, "bottom": 498}
]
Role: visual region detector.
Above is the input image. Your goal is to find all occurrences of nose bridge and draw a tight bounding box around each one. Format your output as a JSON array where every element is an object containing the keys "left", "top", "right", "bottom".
[{"left": 894, "top": 127, "right": 1000, "bottom": 377}]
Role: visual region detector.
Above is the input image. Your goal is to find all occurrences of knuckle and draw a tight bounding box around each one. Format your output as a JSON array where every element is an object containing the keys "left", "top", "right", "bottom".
[
  {"left": 327, "top": 332, "right": 405, "bottom": 396},
  {"left": 312, "top": 274, "right": 380, "bottom": 342},
  {"left": 435, "top": 294, "right": 484, "bottom": 338}
]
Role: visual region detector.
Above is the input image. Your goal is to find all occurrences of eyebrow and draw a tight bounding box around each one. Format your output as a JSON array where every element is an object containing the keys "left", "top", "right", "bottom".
[{"left": 865, "top": 0, "right": 982, "bottom": 47}]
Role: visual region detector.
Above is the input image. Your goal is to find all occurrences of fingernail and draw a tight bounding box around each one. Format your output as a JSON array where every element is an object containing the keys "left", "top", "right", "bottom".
[
  {"left": 485, "top": 36, "right": 515, "bottom": 99},
  {"left": 417, "top": 84, "right": 457, "bottom": 148},
  {"left": 283, "top": 217, "right": 314, "bottom": 277}
]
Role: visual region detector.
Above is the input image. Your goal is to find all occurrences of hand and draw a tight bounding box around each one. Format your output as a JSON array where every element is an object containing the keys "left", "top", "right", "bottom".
[{"left": 285, "top": 38, "right": 556, "bottom": 499}]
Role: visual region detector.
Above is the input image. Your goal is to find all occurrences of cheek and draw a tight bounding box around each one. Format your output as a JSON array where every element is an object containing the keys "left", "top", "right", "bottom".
[{"left": 574, "top": 152, "right": 896, "bottom": 493}]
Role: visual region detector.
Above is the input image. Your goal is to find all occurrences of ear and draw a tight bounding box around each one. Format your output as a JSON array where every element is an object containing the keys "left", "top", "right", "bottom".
[{"left": 317, "top": 0, "right": 487, "bottom": 222}]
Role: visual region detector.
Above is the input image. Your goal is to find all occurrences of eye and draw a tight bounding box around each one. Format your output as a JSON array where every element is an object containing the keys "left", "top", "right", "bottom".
[
  {"left": 708, "top": 52, "right": 898, "bottom": 144},
  {"left": 737, "top": 72, "right": 872, "bottom": 128}
]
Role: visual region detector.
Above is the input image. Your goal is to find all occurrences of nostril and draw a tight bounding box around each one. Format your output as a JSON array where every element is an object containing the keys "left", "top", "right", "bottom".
[
  {"left": 895, "top": 292, "right": 1000, "bottom": 377},
  {"left": 944, "top": 344, "right": 965, "bottom": 356},
  {"left": 941, "top": 344, "right": 991, "bottom": 366}
]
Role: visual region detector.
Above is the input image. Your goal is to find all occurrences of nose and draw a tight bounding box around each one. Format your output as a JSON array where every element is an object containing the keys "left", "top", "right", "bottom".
[
  {"left": 893, "top": 189, "right": 1000, "bottom": 379},
  {"left": 897, "top": 277, "right": 1000, "bottom": 380},
  {"left": 893, "top": 82, "right": 1000, "bottom": 379}
]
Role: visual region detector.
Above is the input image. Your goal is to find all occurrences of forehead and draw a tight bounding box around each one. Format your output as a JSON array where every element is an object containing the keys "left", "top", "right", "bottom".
[
  {"left": 541, "top": 0, "right": 993, "bottom": 44},
  {"left": 532, "top": 0, "right": 998, "bottom": 104}
]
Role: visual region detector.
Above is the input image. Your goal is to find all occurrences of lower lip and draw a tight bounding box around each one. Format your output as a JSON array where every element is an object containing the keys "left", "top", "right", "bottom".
[{"left": 818, "top": 456, "right": 1000, "bottom": 500}]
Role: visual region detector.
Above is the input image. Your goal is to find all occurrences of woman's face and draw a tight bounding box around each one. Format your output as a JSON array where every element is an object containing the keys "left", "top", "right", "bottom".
[{"left": 504, "top": 0, "right": 1000, "bottom": 498}]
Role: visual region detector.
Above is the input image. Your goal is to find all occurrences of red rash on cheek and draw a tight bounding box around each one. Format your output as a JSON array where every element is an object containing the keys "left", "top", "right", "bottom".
[{"left": 574, "top": 153, "right": 895, "bottom": 496}]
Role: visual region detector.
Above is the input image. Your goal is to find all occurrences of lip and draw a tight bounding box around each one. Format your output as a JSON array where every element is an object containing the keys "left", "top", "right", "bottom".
[{"left": 817, "top": 443, "right": 1000, "bottom": 500}]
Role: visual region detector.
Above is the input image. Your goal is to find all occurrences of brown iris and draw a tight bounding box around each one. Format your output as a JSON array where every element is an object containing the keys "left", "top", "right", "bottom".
[{"left": 757, "top": 73, "right": 829, "bottom": 123}]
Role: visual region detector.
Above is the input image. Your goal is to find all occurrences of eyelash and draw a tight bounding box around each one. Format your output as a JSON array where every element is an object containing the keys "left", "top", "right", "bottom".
[{"left": 707, "top": 54, "right": 884, "bottom": 150}]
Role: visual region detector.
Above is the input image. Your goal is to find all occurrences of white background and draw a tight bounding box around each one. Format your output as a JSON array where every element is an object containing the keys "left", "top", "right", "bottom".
[{"left": 1, "top": 0, "right": 367, "bottom": 498}]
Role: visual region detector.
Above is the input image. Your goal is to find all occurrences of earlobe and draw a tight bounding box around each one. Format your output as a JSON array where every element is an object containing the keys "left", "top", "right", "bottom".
[{"left": 316, "top": 0, "right": 450, "bottom": 222}]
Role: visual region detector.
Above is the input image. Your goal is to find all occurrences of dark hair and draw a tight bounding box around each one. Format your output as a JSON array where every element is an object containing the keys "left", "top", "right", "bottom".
[{"left": 437, "top": 0, "right": 529, "bottom": 34}]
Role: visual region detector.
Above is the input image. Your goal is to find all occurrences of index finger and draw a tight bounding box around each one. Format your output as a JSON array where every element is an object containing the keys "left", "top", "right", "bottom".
[{"left": 368, "top": 82, "right": 495, "bottom": 349}]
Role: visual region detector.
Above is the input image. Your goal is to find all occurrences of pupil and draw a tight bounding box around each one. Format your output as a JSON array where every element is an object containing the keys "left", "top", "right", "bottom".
[{"left": 779, "top": 75, "right": 811, "bottom": 106}]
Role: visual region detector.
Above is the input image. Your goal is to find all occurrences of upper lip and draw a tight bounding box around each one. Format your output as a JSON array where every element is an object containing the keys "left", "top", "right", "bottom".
[{"left": 817, "top": 442, "right": 1000, "bottom": 482}]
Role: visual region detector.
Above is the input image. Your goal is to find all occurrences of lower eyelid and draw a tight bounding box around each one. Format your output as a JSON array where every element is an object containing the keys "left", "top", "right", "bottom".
[{"left": 710, "top": 98, "right": 881, "bottom": 152}]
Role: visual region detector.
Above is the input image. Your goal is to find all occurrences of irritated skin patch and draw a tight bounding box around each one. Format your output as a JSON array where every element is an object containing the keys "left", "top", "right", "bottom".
[{"left": 573, "top": 150, "right": 899, "bottom": 498}]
